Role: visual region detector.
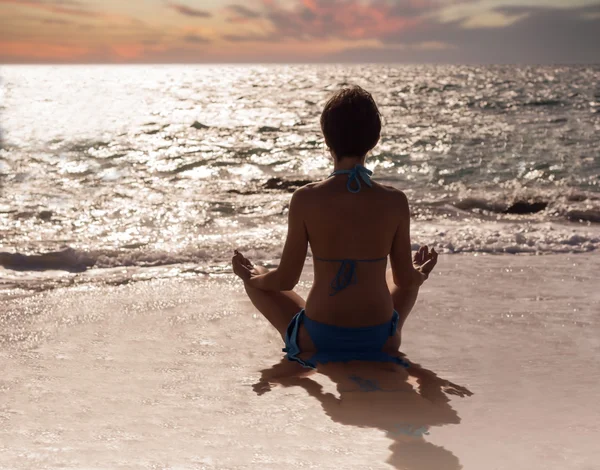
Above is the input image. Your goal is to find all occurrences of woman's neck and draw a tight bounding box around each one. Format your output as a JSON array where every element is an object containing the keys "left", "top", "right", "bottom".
[{"left": 332, "top": 156, "right": 366, "bottom": 172}]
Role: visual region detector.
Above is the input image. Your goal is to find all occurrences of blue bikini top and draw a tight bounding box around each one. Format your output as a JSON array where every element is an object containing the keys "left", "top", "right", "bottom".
[{"left": 315, "top": 164, "right": 387, "bottom": 296}]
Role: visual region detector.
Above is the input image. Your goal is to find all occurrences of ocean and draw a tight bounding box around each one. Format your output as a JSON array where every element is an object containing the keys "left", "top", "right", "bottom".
[{"left": 1, "top": 64, "right": 599, "bottom": 292}]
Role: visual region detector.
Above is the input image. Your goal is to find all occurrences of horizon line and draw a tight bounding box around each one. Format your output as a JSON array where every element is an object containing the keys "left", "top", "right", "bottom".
[{"left": 2, "top": 61, "right": 599, "bottom": 66}]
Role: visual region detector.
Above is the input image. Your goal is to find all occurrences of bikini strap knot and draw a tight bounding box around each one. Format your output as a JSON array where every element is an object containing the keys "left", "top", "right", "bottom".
[{"left": 330, "top": 164, "right": 373, "bottom": 193}]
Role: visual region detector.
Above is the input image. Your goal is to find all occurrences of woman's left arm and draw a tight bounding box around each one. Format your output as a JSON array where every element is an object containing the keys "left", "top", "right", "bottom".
[{"left": 247, "top": 188, "right": 309, "bottom": 291}]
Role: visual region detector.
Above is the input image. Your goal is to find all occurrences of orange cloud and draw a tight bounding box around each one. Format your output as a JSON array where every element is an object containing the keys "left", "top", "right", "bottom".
[
  {"left": 0, "top": 0, "right": 101, "bottom": 18},
  {"left": 112, "top": 43, "right": 145, "bottom": 60},
  {"left": 258, "top": 0, "right": 422, "bottom": 41},
  {"left": 302, "top": 0, "right": 318, "bottom": 11},
  {"left": 0, "top": 40, "right": 88, "bottom": 59},
  {"left": 167, "top": 2, "right": 211, "bottom": 17}
]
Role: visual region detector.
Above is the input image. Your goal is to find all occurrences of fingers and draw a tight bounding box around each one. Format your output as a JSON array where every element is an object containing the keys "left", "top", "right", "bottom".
[
  {"left": 420, "top": 258, "right": 435, "bottom": 274},
  {"left": 421, "top": 253, "right": 438, "bottom": 274},
  {"left": 414, "top": 245, "right": 430, "bottom": 264},
  {"left": 418, "top": 246, "right": 437, "bottom": 260},
  {"left": 232, "top": 250, "right": 254, "bottom": 282},
  {"left": 414, "top": 245, "right": 426, "bottom": 264},
  {"left": 429, "top": 248, "right": 438, "bottom": 267},
  {"left": 414, "top": 245, "right": 439, "bottom": 275},
  {"left": 232, "top": 252, "right": 243, "bottom": 268},
  {"left": 231, "top": 255, "right": 244, "bottom": 271},
  {"left": 232, "top": 260, "right": 252, "bottom": 281},
  {"left": 233, "top": 250, "right": 253, "bottom": 268}
]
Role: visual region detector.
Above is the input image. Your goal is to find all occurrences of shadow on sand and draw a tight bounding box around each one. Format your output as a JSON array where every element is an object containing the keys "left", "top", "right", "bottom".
[{"left": 253, "top": 354, "right": 473, "bottom": 470}]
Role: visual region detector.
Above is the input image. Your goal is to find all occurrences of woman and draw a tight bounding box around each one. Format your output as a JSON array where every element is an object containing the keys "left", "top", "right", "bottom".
[{"left": 232, "top": 85, "right": 437, "bottom": 369}]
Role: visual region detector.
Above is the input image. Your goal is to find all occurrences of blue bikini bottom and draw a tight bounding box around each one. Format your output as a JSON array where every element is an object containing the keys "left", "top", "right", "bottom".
[{"left": 282, "top": 309, "right": 410, "bottom": 369}]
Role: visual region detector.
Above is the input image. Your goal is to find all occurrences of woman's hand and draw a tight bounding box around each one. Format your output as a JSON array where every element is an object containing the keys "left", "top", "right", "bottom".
[
  {"left": 232, "top": 250, "right": 255, "bottom": 282},
  {"left": 413, "top": 245, "right": 438, "bottom": 280}
]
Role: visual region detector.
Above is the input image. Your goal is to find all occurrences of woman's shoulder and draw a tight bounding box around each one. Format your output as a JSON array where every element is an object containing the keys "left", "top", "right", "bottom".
[
  {"left": 372, "top": 182, "right": 409, "bottom": 201},
  {"left": 289, "top": 182, "right": 320, "bottom": 209},
  {"left": 292, "top": 181, "right": 327, "bottom": 199},
  {"left": 370, "top": 183, "right": 410, "bottom": 218}
]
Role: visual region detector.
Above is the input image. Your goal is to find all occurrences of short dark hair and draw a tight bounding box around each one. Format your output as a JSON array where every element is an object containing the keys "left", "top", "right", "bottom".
[{"left": 320, "top": 85, "right": 381, "bottom": 160}]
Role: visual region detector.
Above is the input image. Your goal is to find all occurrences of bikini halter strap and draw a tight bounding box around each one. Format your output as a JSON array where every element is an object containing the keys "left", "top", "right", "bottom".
[{"left": 329, "top": 164, "right": 373, "bottom": 193}]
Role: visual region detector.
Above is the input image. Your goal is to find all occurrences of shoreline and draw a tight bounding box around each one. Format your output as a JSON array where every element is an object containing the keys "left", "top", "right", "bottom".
[{"left": 1, "top": 249, "right": 599, "bottom": 298}]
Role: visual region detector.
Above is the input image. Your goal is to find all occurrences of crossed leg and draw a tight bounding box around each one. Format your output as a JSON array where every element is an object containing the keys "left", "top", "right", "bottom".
[
  {"left": 242, "top": 265, "right": 318, "bottom": 377},
  {"left": 242, "top": 265, "right": 305, "bottom": 339}
]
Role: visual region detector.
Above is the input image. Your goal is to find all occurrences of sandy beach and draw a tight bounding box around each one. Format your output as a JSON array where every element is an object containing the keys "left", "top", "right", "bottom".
[{"left": 1, "top": 252, "right": 598, "bottom": 470}]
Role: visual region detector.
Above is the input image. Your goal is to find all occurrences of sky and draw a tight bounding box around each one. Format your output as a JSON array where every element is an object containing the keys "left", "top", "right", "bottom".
[{"left": 1, "top": 0, "right": 599, "bottom": 63}]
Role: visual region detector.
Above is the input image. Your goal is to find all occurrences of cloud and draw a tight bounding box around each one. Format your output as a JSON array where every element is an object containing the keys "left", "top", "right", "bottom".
[
  {"left": 226, "top": 4, "right": 261, "bottom": 20},
  {"left": 220, "top": 0, "right": 600, "bottom": 63},
  {"left": 258, "top": 0, "right": 425, "bottom": 41},
  {"left": 183, "top": 33, "right": 211, "bottom": 43},
  {"left": 0, "top": 40, "right": 89, "bottom": 61},
  {"left": 222, "top": 32, "right": 273, "bottom": 42},
  {"left": 46, "top": 0, "right": 83, "bottom": 5},
  {"left": 0, "top": 0, "right": 144, "bottom": 26},
  {"left": 389, "top": 0, "right": 440, "bottom": 18},
  {"left": 112, "top": 43, "right": 145, "bottom": 60},
  {"left": 3, "top": 0, "right": 600, "bottom": 64},
  {"left": 379, "top": 4, "right": 600, "bottom": 63},
  {"left": 40, "top": 17, "right": 73, "bottom": 25},
  {"left": 0, "top": 0, "right": 101, "bottom": 17},
  {"left": 460, "top": 10, "right": 528, "bottom": 28},
  {"left": 167, "top": 2, "right": 211, "bottom": 18}
]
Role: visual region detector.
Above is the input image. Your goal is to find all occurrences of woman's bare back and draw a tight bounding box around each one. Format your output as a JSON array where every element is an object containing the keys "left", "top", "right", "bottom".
[{"left": 299, "top": 175, "right": 409, "bottom": 326}]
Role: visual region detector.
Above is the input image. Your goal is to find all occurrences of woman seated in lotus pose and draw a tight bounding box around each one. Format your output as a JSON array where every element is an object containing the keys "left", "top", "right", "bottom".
[{"left": 232, "top": 85, "right": 437, "bottom": 369}]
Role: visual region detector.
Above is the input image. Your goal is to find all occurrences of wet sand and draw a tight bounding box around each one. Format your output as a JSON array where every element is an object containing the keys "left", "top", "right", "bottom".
[{"left": 1, "top": 253, "right": 599, "bottom": 469}]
